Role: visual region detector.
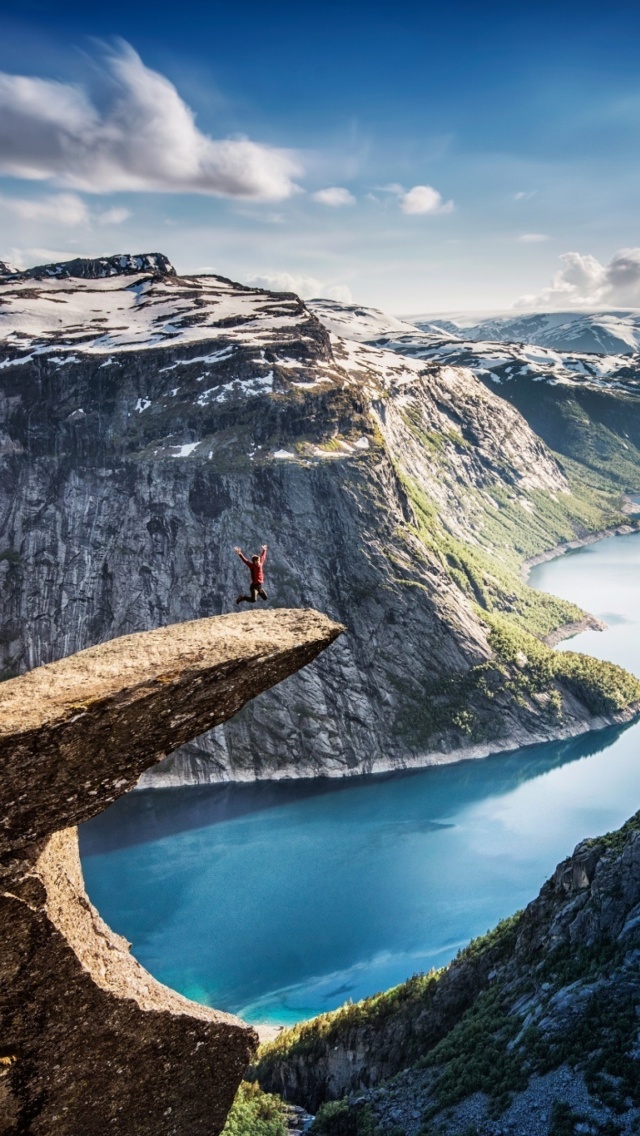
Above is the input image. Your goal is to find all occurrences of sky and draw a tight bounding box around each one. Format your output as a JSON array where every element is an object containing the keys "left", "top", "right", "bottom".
[{"left": 0, "top": 0, "right": 639, "bottom": 313}]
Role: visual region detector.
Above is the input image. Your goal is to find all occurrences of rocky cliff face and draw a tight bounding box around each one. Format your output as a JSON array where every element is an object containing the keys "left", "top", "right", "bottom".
[
  {"left": 255, "top": 810, "right": 640, "bottom": 1134},
  {"left": 309, "top": 298, "right": 640, "bottom": 491},
  {"left": 0, "top": 608, "right": 341, "bottom": 1136},
  {"left": 0, "top": 254, "right": 637, "bottom": 785}
]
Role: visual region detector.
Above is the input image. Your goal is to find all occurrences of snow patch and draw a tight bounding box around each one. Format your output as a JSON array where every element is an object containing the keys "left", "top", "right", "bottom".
[{"left": 169, "top": 442, "right": 200, "bottom": 457}]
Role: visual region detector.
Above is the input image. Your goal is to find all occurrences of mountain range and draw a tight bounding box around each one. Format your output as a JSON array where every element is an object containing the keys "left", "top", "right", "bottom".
[{"left": 0, "top": 255, "right": 639, "bottom": 787}]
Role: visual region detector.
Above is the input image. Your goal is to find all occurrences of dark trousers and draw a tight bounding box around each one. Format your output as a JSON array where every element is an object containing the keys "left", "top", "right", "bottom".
[{"left": 239, "top": 583, "right": 267, "bottom": 603}]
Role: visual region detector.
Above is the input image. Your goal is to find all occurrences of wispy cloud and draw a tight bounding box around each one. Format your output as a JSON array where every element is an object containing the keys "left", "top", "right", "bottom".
[
  {"left": 0, "top": 41, "right": 301, "bottom": 200},
  {"left": 517, "top": 233, "right": 549, "bottom": 243},
  {"left": 0, "top": 192, "right": 129, "bottom": 226},
  {"left": 516, "top": 248, "right": 640, "bottom": 308},
  {"left": 311, "top": 187, "right": 356, "bottom": 207}
]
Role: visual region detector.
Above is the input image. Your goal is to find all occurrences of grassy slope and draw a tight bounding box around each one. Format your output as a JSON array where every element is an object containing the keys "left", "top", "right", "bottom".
[{"left": 388, "top": 460, "right": 640, "bottom": 749}]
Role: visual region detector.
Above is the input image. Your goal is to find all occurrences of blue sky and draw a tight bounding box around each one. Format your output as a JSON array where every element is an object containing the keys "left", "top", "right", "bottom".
[{"left": 0, "top": 0, "right": 639, "bottom": 311}]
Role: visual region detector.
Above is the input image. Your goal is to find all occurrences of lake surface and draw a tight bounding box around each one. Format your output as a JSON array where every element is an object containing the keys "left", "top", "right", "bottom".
[{"left": 80, "top": 530, "right": 640, "bottom": 1026}]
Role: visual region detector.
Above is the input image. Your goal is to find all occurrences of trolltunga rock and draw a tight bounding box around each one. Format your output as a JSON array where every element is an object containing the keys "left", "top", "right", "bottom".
[{"left": 0, "top": 609, "right": 342, "bottom": 1135}]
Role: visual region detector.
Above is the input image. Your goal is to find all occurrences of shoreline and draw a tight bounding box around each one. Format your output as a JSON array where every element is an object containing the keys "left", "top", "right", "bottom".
[
  {"left": 145, "top": 700, "right": 640, "bottom": 790},
  {"left": 542, "top": 614, "right": 606, "bottom": 647},
  {"left": 522, "top": 517, "right": 640, "bottom": 581}
]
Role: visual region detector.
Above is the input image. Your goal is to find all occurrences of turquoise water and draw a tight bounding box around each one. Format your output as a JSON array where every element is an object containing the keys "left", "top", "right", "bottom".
[{"left": 80, "top": 531, "right": 640, "bottom": 1026}]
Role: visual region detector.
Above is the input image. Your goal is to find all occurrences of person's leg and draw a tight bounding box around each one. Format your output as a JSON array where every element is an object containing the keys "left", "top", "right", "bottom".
[
  {"left": 236, "top": 594, "right": 250, "bottom": 604},
  {"left": 258, "top": 587, "right": 267, "bottom": 601},
  {"left": 249, "top": 584, "right": 259, "bottom": 602}
]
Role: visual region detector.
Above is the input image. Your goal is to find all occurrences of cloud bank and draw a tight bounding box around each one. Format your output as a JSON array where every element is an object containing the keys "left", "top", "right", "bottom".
[
  {"left": 244, "top": 271, "right": 352, "bottom": 302},
  {"left": 0, "top": 42, "right": 300, "bottom": 200},
  {"left": 517, "top": 248, "right": 640, "bottom": 308}
]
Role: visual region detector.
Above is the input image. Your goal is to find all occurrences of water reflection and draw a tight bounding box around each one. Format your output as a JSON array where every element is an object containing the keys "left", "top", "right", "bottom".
[{"left": 81, "top": 722, "right": 631, "bottom": 858}]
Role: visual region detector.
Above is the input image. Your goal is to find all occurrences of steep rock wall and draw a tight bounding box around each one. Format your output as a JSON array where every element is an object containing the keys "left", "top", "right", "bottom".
[{"left": 0, "top": 258, "right": 636, "bottom": 785}]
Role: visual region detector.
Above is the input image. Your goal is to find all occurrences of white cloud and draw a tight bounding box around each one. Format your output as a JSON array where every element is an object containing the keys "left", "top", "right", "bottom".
[
  {"left": 0, "top": 41, "right": 301, "bottom": 200},
  {"left": 97, "top": 206, "right": 130, "bottom": 225},
  {"left": 518, "top": 233, "right": 549, "bottom": 243},
  {"left": 398, "top": 185, "right": 454, "bottom": 215},
  {"left": 245, "top": 271, "right": 323, "bottom": 297},
  {"left": 0, "top": 192, "right": 90, "bottom": 226},
  {"left": 0, "top": 192, "right": 131, "bottom": 228},
  {"left": 4, "top": 247, "right": 77, "bottom": 270},
  {"left": 324, "top": 283, "right": 353, "bottom": 303},
  {"left": 243, "top": 271, "right": 352, "bottom": 303},
  {"left": 516, "top": 248, "right": 640, "bottom": 309},
  {"left": 311, "top": 187, "right": 356, "bottom": 207}
]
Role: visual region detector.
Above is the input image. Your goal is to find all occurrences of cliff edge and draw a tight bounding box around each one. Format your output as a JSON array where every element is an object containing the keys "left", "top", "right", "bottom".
[{"left": 0, "top": 609, "right": 342, "bottom": 1136}]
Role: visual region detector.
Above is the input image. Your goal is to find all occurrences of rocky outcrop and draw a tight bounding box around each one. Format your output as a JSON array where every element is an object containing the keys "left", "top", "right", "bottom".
[
  {"left": 255, "top": 812, "right": 640, "bottom": 1134},
  {"left": 0, "top": 609, "right": 341, "bottom": 1136},
  {"left": 0, "top": 255, "right": 637, "bottom": 785},
  {"left": 4, "top": 251, "right": 176, "bottom": 281}
]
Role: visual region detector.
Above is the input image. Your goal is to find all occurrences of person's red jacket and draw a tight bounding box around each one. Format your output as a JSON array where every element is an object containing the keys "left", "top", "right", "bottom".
[{"left": 239, "top": 547, "right": 266, "bottom": 585}]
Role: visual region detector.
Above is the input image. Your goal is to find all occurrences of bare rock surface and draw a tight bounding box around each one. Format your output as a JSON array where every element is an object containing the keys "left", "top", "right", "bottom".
[
  {"left": 0, "top": 608, "right": 342, "bottom": 855},
  {"left": 0, "top": 609, "right": 341, "bottom": 1135}
]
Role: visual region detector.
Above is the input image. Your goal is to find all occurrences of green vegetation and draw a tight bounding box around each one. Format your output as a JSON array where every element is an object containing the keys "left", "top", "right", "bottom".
[
  {"left": 581, "top": 807, "right": 640, "bottom": 856},
  {"left": 311, "top": 1099, "right": 376, "bottom": 1136},
  {"left": 221, "top": 1082, "right": 289, "bottom": 1136},
  {"left": 257, "top": 914, "right": 524, "bottom": 1086},
  {"left": 395, "top": 608, "right": 640, "bottom": 750},
  {"left": 549, "top": 1101, "right": 622, "bottom": 1136},
  {"left": 257, "top": 971, "right": 442, "bottom": 1079},
  {"left": 418, "top": 986, "right": 528, "bottom": 1117},
  {"left": 485, "top": 611, "right": 640, "bottom": 716},
  {"left": 400, "top": 474, "right": 587, "bottom": 641}
]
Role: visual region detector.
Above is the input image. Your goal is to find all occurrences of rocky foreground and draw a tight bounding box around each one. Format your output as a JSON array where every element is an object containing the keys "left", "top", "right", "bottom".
[
  {"left": 1, "top": 254, "right": 639, "bottom": 784},
  {"left": 255, "top": 810, "right": 640, "bottom": 1135},
  {"left": 0, "top": 609, "right": 341, "bottom": 1136}
]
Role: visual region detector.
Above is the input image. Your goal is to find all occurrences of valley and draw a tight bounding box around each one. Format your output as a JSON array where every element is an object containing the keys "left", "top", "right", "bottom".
[{"left": 1, "top": 256, "right": 639, "bottom": 785}]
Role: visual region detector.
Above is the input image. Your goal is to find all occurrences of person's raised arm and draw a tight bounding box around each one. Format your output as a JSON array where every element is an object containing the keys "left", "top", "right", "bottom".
[
  {"left": 259, "top": 543, "right": 268, "bottom": 566},
  {"left": 234, "top": 546, "right": 252, "bottom": 568}
]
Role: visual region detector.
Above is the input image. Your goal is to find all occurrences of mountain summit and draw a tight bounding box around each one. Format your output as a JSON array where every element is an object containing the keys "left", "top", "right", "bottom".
[{"left": 1, "top": 252, "right": 176, "bottom": 282}]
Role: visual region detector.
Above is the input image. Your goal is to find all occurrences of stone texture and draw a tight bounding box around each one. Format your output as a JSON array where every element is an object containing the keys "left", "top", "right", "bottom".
[
  {"left": 0, "top": 609, "right": 342, "bottom": 1135},
  {"left": 0, "top": 608, "right": 342, "bottom": 855}
]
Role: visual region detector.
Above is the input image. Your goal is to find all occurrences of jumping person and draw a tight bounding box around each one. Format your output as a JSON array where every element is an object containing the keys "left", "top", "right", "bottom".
[{"left": 234, "top": 543, "right": 268, "bottom": 604}]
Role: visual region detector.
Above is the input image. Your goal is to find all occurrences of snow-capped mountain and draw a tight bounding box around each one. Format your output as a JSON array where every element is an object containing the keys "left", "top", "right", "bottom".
[
  {"left": 0, "top": 253, "right": 176, "bottom": 281},
  {"left": 2, "top": 252, "right": 611, "bottom": 786},
  {"left": 308, "top": 301, "right": 640, "bottom": 392},
  {"left": 307, "top": 299, "right": 428, "bottom": 342},
  {"left": 308, "top": 295, "right": 640, "bottom": 495},
  {"left": 408, "top": 310, "right": 640, "bottom": 356}
]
